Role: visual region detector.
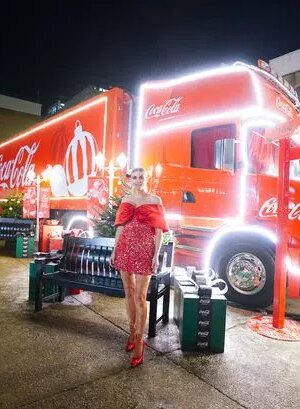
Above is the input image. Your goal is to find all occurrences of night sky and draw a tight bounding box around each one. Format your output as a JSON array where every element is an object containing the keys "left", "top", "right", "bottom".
[{"left": 1, "top": 0, "right": 300, "bottom": 112}]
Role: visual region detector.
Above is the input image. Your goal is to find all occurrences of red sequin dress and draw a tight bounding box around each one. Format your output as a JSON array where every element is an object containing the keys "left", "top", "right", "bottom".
[{"left": 114, "top": 203, "right": 169, "bottom": 275}]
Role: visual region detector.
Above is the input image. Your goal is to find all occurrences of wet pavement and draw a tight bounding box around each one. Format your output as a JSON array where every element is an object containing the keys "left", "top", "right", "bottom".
[{"left": 0, "top": 250, "right": 300, "bottom": 409}]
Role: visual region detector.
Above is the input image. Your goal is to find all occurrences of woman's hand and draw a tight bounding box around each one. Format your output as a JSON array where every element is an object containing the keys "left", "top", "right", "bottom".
[
  {"left": 110, "top": 250, "right": 115, "bottom": 267},
  {"left": 151, "top": 256, "right": 159, "bottom": 273}
]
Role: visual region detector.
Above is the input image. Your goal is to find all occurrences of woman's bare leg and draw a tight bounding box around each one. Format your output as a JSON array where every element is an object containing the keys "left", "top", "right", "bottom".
[
  {"left": 120, "top": 271, "right": 136, "bottom": 342},
  {"left": 134, "top": 274, "right": 152, "bottom": 357}
]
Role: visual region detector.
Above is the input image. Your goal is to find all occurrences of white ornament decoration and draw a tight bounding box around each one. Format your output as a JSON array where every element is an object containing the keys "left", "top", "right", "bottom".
[
  {"left": 50, "top": 164, "right": 69, "bottom": 196},
  {"left": 64, "top": 120, "right": 98, "bottom": 197}
]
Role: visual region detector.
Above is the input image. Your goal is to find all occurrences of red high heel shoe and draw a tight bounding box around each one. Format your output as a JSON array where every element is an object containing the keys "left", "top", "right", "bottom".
[
  {"left": 126, "top": 339, "right": 135, "bottom": 352},
  {"left": 131, "top": 341, "right": 145, "bottom": 368}
]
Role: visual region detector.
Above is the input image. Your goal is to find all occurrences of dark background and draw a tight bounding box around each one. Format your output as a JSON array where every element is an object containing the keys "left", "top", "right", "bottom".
[{"left": 1, "top": 0, "right": 299, "bottom": 111}]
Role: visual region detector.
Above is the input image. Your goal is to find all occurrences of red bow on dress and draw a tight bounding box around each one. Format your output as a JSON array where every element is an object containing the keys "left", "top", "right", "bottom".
[{"left": 115, "top": 203, "right": 169, "bottom": 233}]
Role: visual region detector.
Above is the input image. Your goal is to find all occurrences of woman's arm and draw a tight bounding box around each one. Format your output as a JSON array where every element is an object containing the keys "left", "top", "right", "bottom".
[
  {"left": 152, "top": 227, "right": 163, "bottom": 272},
  {"left": 110, "top": 225, "right": 124, "bottom": 265},
  {"left": 114, "top": 225, "right": 124, "bottom": 248},
  {"left": 111, "top": 196, "right": 131, "bottom": 265}
]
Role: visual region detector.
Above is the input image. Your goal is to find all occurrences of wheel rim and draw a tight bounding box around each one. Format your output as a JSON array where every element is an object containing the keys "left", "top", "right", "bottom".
[{"left": 226, "top": 252, "right": 267, "bottom": 295}]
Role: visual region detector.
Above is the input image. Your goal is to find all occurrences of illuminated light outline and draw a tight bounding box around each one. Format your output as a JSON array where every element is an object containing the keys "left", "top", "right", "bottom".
[
  {"left": 138, "top": 107, "right": 284, "bottom": 138},
  {"left": 165, "top": 213, "right": 183, "bottom": 221},
  {"left": 134, "top": 87, "right": 145, "bottom": 167},
  {"left": 66, "top": 215, "right": 89, "bottom": 231},
  {"left": 248, "top": 69, "right": 263, "bottom": 108},
  {"left": 182, "top": 216, "right": 233, "bottom": 221},
  {"left": 135, "top": 64, "right": 255, "bottom": 166},
  {"left": 234, "top": 61, "right": 299, "bottom": 105},
  {"left": 291, "top": 126, "right": 300, "bottom": 145},
  {"left": 238, "top": 119, "right": 279, "bottom": 221},
  {"left": 50, "top": 196, "right": 88, "bottom": 201},
  {"left": 286, "top": 256, "right": 300, "bottom": 277},
  {"left": 134, "top": 61, "right": 292, "bottom": 165},
  {"left": 140, "top": 65, "right": 252, "bottom": 90},
  {"left": 204, "top": 225, "right": 277, "bottom": 271},
  {"left": 135, "top": 64, "right": 287, "bottom": 249},
  {"left": 102, "top": 98, "right": 108, "bottom": 170},
  {"left": 134, "top": 62, "right": 295, "bottom": 283},
  {"left": 136, "top": 64, "right": 264, "bottom": 133},
  {"left": 0, "top": 96, "right": 108, "bottom": 149},
  {"left": 134, "top": 64, "right": 285, "bottom": 165},
  {"left": 0, "top": 95, "right": 108, "bottom": 201}
]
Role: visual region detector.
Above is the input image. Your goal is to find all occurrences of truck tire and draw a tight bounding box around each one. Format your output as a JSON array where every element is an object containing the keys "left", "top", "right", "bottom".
[{"left": 214, "top": 242, "right": 274, "bottom": 308}]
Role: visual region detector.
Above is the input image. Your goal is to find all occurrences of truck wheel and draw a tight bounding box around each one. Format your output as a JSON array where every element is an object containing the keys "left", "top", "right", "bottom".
[{"left": 214, "top": 243, "right": 274, "bottom": 308}]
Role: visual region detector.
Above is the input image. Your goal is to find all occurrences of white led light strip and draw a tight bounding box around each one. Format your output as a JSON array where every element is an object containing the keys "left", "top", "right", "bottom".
[
  {"left": 234, "top": 61, "right": 299, "bottom": 105},
  {"left": 141, "top": 65, "right": 249, "bottom": 90},
  {"left": 286, "top": 256, "right": 300, "bottom": 277},
  {"left": 141, "top": 107, "right": 283, "bottom": 138},
  {"left": 205, "top": 225, "right": 277, "bottom": 271},
  {"left": 134, "top": 62, "right": 285, "bottom": 166},
  {"left": 238, "top": 119, "right": 279, "bottom": 221},
  {"left": 0, "top": 96, "right": 108, "bottom": 149},
  {"left": 134, "top": 63, "right": 289, "bottom": 268}
]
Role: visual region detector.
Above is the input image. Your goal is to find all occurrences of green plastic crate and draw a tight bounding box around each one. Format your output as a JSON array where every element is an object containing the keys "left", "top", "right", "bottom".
[
  {"left": 209, "top": 290, "right": 227, "bottom": 353},
  {"left": 16, "top": 236, "right": 34, "bottom": 258},
  {"left": 173, "top": 278, "right": 199, "bottom": 351},
  {"left": 28, "top": 261, "right": 59, "bottom": 303},
  {"left": 179, "top": 292, "right": 199, "bottom": 351},
  {"left": 28, "top": 261, "right": 38, "bottom": 302}
]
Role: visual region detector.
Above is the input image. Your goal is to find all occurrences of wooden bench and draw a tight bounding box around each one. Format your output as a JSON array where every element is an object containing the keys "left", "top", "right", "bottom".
[{"left": 34, "top": 236, "right": 174, "bottom": 337}]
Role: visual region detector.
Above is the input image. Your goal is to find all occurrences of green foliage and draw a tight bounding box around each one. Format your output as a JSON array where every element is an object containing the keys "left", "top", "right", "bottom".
[
  {"left": 92, "top": 196, "right": 122, "bottom": 237},
  {"left": 0, "top": 191, "right": 23, "bottom": 218}
]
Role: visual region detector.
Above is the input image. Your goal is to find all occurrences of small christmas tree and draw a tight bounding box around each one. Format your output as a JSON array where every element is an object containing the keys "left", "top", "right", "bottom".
[
  {"left": 92, "top": 195, "right": 122, "bottom": 237},
  {"left": 0, "top": 191, "right": 23, "bottom": 218}
]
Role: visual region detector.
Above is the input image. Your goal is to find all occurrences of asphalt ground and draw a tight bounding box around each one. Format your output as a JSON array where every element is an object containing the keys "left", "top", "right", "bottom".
[{"left": 0, "top": 250, "right": 300, "bottom": 409}]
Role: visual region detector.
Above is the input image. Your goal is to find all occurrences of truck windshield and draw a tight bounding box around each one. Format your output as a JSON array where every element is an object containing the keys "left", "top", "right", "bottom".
[
  {"left": 247, "top": 129, "right": 300, "bottom": 179},
  {"left": 247, "top": 128, "right": 278, "bottom": 175},
  {"left": 290, "top": 160, "right": 300, "bottom": 180}
]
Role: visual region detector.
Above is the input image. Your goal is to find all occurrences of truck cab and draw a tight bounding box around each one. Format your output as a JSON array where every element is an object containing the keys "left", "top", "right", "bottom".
[{"left": 136, "top": 61, "right": 300, "bottom": 307}]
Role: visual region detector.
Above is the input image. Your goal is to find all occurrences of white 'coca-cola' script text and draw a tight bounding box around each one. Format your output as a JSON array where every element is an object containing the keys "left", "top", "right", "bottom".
[
  {"left": 259, "top": 197, "right": 300, "bottom": 220},
  {"left": 145, "top": 97, "right": 182, "bottom": 119},
  {"left": 0, "top": 143, "right": 39, "bottom": 189}
]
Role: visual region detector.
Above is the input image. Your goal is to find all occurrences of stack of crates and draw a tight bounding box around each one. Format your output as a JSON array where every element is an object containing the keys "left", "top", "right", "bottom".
[
  {"left": 173, "top": 274, "right": 199, "bottom": 351},
  {"left": 28, "top": 260, "right": 59, "bottom": 303},
  {"left": 0, "top": 218, "right": 33, "bottom": 239},
  {"left": 15, "top": 235, "right": 35, "bottom": 258},
  {"left": 173, "top": 270, "right": 227, "bottom": 353},
  {"left": 209, "top": 287, "right": 227, "bottom": 353},
  {"left": 197, "top": 285, "right": 212, "bottom": 350}
]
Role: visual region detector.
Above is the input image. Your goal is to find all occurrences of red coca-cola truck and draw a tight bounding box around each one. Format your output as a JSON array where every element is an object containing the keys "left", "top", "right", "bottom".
[{"left": 1, "top": 60, "right": 300, "bottom": 308}]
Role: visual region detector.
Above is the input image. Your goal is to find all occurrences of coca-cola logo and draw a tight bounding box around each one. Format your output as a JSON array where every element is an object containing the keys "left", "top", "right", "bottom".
[
  {"left": 0, "top": 143, "right": 39, "bottom": 189},
  {"left": 276, "top": 97, "right": 293, "bottom": 119},
  {"left": 145, "top": 97, "right": 182, "bottom": 119},
  {"left": 259, "top": 197, "right": 300, "bottom": 220}
]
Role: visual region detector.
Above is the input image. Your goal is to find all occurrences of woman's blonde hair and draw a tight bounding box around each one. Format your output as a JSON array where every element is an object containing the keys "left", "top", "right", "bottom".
[
  {"left": 128, "top": 167, "right": 148, "bottom": 192},
  {"left": 127, "top": 167, "right": 147, "bottom": 177}
]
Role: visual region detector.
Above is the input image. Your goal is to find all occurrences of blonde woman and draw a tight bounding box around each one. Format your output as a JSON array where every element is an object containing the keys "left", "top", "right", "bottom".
[{"left": 111, "top": 167, "right": 168, "bottom": 367}]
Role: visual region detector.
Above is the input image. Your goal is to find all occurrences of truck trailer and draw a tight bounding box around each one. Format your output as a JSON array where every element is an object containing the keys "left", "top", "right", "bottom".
[{"left": 1, "top": 60, "right": 300, "bottom": 308}]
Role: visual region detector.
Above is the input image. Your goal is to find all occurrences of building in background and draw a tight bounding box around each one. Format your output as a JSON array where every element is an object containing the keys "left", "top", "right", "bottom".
[
  {"left": 0, "top": 94, "right": 41, "bottom": 142},
  {"left": 269, "top": 49, "right": 300, "bottom": 98},
  {"left": 46, "top": 86, "right": 108, "bottom": 117}
]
